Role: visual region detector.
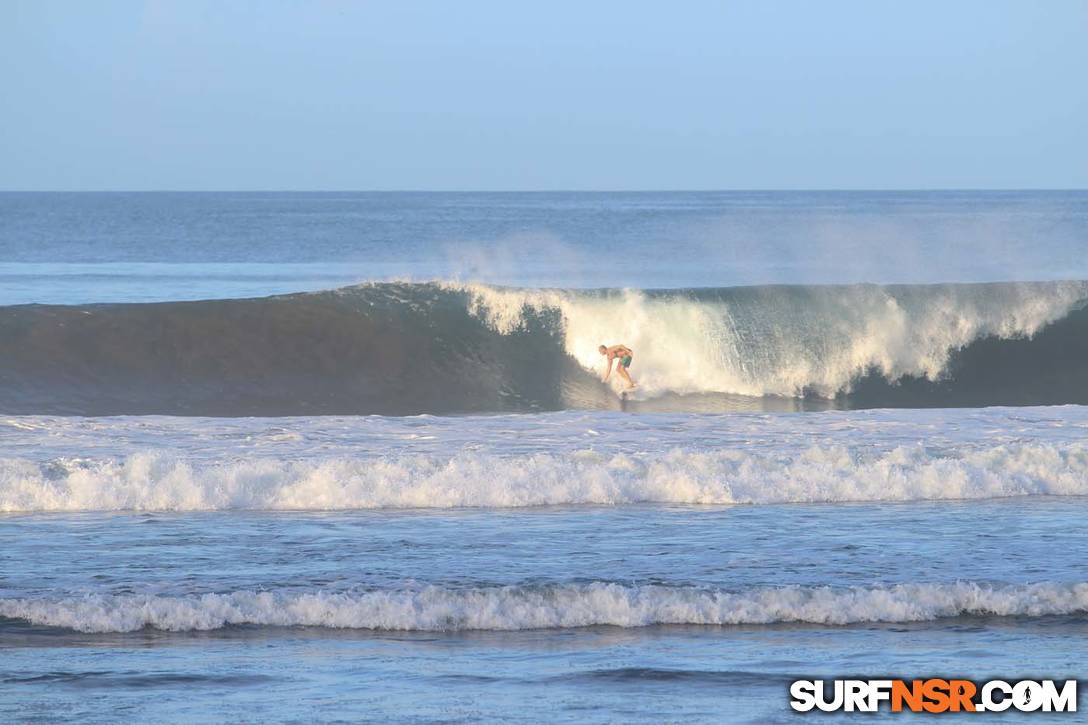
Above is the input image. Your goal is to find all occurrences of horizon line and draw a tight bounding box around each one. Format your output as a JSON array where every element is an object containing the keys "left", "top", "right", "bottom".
[{"left": 1, "top": 187, "right": 1086, "bottom": 194}]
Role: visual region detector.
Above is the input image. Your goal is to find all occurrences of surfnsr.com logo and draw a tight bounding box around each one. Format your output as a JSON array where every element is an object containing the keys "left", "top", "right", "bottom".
[{"left": 790, "top": 679, "right": 1078, "bottom": 713}]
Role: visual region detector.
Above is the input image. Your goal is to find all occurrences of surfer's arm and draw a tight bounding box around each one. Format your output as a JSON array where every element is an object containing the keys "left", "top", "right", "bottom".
[{"left": 603, "top": 355, "right": 614, "bottom": 381}]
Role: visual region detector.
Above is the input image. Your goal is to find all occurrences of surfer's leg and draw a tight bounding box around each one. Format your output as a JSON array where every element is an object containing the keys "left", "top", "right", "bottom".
[{"left": 618, "top": 365, "right": 635, "bottom": 388}]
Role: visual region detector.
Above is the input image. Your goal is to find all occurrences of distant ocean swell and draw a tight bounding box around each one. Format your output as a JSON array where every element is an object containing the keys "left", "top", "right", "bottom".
[
  {"left": 2, "top": 280, "right": 1087, "bottom": 416},
  {"left": 2, "top": 582, "right": 1085, "bottom": 633},
  {"left": 4, "top": 442, "right": 1087, "bottom": 512}
]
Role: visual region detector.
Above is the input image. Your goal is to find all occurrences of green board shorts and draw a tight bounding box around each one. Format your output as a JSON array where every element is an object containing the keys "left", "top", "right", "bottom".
[{"left": 620, "top": 355, "right": 632, "bottom": 369}]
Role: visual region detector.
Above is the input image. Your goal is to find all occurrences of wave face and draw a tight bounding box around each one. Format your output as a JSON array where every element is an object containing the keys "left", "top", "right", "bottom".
[
  {"left": 2, "top": 281, "right": 1087, "bottom": 415},
  {"left": 2, "top": 582, "right": 1085, "bottom": 633},
  {"left": 4, "top": 442, "right": 1087, "bottom": 513}
]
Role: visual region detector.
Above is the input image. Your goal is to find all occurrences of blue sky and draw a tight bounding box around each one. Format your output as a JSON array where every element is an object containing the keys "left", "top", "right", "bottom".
[{"left": 2, "top": 0, "right": 1086, "bottom": 190}]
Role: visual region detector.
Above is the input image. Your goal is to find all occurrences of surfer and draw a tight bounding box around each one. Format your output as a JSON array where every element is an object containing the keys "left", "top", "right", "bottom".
[{"left": 599, "top": 344, "right": 636, "bottom": 389}]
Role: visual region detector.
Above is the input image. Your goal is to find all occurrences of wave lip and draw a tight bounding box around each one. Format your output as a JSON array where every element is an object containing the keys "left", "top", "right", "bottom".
[
  {"left": 455, "top": 279, "right": 1088, "bottom": 400},
  {"left": 3, "top": 442, "right": 1088, "bottom": 513},
  {"left": 3, "top": 582, "right": 1085, "bottom": 633}
]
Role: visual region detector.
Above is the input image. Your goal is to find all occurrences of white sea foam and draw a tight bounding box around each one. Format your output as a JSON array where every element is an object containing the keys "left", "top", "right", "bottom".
[
  {"left": 3, "top": 442, "right": 1087, "bottom": 513},
  {"left": 450, "top": 281, "right": 1088, "bottom": 398},
  {"left": 2, "top": 581, "right": 1084, "bottom": 633}
]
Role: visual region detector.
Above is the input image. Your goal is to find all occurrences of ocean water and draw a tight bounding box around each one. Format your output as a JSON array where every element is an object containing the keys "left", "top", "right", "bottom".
[{"left": 2, "top": 191, "right": 1087, "bottom": 722}]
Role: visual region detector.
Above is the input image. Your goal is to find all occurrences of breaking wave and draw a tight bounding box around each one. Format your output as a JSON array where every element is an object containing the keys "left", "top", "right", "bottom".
[
  {"left": 3, "top": 581, "right": 1085, "bottom": 633},
  {"left": 4, "top": 442, "right": 1087, "bottom": 513},
  {"left": 2, "top": 280, "right": 1087, "bottom": 415}
]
